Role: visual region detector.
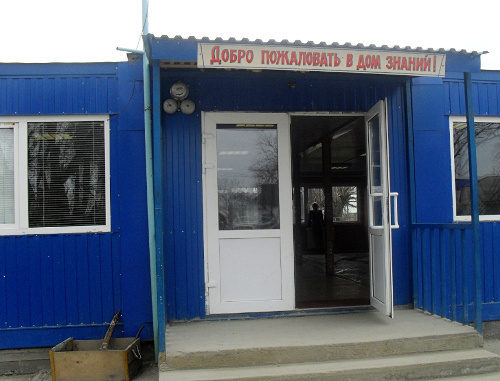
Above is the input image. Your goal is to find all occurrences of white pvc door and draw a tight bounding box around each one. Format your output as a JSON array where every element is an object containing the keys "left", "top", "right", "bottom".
[
  {"left": 203, "top": 113, "right": 294, "bottom": 314},
  {"left": 365, "top": 100, "right": 396, "bottom": 317}
]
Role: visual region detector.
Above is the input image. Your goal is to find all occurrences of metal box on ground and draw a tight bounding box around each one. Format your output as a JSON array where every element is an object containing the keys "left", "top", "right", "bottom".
[{"left": 50, "top": 337, "right": 142, "bottom": 381}]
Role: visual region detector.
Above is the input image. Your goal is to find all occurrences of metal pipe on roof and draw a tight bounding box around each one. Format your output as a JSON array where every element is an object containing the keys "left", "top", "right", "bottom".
[{"left": 116, "top": 47, "right": 144, "bottom": 55}]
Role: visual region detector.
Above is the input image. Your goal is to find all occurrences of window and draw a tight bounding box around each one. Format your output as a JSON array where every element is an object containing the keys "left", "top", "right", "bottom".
[
  {"left": 450, "top": 116, "right": 500, "bottom": 220},
  {"left": 217, "top": 124, "right": 280, "bottom": 230},
  {"left": 0, "top": 116, "right": 110, "bottom": 235},
  {"left": 301, "top": 186, "right": 359, "bottom": 223},
  {"left": 0, "top": 123, "right": 16, "bottom": 226}
]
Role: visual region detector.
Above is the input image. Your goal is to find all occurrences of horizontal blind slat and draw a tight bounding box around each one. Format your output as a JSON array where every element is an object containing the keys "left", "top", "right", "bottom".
[{"left": 27, "top": 121, "right": 106, "bottom": 228}]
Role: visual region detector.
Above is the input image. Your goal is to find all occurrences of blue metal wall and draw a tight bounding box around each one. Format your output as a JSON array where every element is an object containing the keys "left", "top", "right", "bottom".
[
  {"left": 160, "top": 70, "right": 412, "bottom": 320},
  {"left": 0, "top": 62, "right": 153, "bottom": 348},
  {"left": 412, "top": 70, "right": 500, "bottom": 321}
]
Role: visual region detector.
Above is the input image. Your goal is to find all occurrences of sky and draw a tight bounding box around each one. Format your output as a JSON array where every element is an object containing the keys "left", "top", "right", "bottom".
[{"left": 1, "top": 0, "right": 499, "bottom": 70}]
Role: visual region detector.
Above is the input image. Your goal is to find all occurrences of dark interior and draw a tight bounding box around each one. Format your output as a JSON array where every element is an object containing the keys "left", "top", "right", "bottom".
[{"left": 290, "top": 115, "right": 370, "bottom": 308}]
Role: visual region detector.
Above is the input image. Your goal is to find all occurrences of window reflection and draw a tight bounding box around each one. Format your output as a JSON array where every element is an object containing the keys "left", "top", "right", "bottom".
[
  {"left": 368, "top": 116, "right": 382, "bottom": 192},
  {"left": 454, "top": 122, "right": 500, "bottom": 216},
  {"left": 217, "top": 124, "right": 280, "bottom": 230}
]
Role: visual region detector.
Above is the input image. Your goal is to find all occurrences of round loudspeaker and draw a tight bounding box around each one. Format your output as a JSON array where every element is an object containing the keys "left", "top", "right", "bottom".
[
  {"left": 163, "top": 98, "right": 178, "bottom": 114},
  {"left": 180, "top": 99, "right": 195, "bottom": 115}
]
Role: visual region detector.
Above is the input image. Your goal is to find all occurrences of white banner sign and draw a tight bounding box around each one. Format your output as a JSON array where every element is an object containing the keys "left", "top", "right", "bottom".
[{"left": 198, "top": 43, "right": 446, "bottom": 77}]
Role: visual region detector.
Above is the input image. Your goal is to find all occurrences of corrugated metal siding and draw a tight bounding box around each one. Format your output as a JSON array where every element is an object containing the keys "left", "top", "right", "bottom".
[
  {"left": 444, "top": 76, "right": 500, "bottom": 116},
  {"left": 161, "top": 70, "right": 412, "bottom": 320},
  {"left": 413, "top": 71, "right": 500, "bottom": 321},
  {"left": 164, "top": 112, "right": 205, "bottom": 320},
  {"left": 0, "top": 234, "right": 121, "bottom": 326},
  {"left": 0, "top": 74, "right": 117, "bottom": 115},
  {"left": 414, "top": 224, "right": 500, "bottom": 322},
  {"left": 0, "top": 63, "right": 152, "bottom": 348},
  {"left": 445, "top": 74, "right": 500, "bottom": 317},
  {"left": 386, "top": 83, "right": 412, "bottom": 306}
]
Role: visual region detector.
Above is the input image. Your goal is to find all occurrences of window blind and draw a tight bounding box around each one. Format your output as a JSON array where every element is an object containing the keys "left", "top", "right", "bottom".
[{"left": 27, "top": 121, "right": 106, "bottom": 227}]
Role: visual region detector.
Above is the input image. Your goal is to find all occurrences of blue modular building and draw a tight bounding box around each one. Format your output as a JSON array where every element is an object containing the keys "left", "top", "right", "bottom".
[
  {"left": 0, "top": 61, "right": 153, "bottom": 347},
  {"left": 1, "top": 36, "right": 500, "bottom": 362}
]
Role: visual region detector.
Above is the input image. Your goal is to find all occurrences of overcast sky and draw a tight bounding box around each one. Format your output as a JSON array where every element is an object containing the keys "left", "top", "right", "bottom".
[{"left": 1, "top": 0, "right": 498, "bottom": 70}]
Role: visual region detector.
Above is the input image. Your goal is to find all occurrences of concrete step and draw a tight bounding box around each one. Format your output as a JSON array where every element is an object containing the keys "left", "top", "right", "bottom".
[
  {"left": 164, "top": 331, "right": 482, "bottom": 370},
  {"left": 0, "top": 348, "right": 50, "bottom": 375},
  {"left": 163, "top": 311, "right": 483, "bottom": 370},
  {"left": 430, "top": 371, "right": 500, "bottom": 380},
  {"left": 160, "top": 348, "right": 500, "bottom": 381}
]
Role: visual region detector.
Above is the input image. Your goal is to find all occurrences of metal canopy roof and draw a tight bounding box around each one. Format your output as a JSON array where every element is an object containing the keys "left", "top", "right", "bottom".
[
  {"left": 144, "top": 35, "right": 484, "bottom": 73},
  {"left": 148, "top": 34, "right": 484, "bottom": 56}
]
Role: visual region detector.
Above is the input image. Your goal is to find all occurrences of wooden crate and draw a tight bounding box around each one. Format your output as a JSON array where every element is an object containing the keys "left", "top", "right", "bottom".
[{"left": 50, "top": 337, "right": 142, "bottom": 381}]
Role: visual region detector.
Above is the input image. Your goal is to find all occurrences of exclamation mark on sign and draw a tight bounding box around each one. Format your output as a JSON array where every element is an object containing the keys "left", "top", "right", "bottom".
[{"left": 433, "top": 56, "right": 436, "bottom": 72}]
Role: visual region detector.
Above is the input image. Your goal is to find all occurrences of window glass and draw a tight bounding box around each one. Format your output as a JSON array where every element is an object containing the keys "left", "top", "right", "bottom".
[
  {"left": 454, "top": 121, "right": 500, "bottom": 217},
  {"left": 332, "top": 186, "right": 358, "bottom": 222},
  {"left": 302, "top": 186, "right": 358, "bottom": 223},
  {"left": 0, "top": 126, "right": 15, "bottom": 224},
  {"left": 27, "top": 121, "right": 106, "bottom": 227},
  {"left": 217, "top": 124, "right": 279, "bottom": 230},
  {"left": 368, "top": 115, "right": 382, "bottom": 193}
]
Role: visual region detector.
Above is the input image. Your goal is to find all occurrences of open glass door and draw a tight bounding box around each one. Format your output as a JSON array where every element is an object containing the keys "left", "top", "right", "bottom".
[
  {"left": 365, "top": 100, "right": 395, "bottom": 317},
  {"left": 203, "top": 113, "right": 294, "bottom": 314}
]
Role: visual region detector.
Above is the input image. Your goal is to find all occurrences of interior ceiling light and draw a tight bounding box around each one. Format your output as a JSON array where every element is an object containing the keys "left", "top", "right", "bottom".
[
  {"left": 332, "top": 125, "right": 355, "bottom": 140},
  {"left": 331, "top": 163, "right": 352, "bottom": 170}
]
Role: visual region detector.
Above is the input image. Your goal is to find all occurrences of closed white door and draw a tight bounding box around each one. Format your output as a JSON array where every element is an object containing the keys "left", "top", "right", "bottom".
[
  {"left": 365, "top": 100, "right": 395, "bottom": 317},
  {"left": 203, "top": 113, "right": 294, "bottom": 314}
]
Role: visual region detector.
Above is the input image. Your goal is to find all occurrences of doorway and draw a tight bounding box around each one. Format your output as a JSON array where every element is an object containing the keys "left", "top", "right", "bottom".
[
  {"left": 203, "top": 102, "right": 394, "bottom": 316},
  {"left": 291, "top": 114, "right": 370, "bottom": 309}
]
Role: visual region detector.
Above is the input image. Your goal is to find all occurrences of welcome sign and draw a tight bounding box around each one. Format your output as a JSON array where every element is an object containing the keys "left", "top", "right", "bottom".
[{"left": 198, "top": 43, "right": 446, "bottom": 77}]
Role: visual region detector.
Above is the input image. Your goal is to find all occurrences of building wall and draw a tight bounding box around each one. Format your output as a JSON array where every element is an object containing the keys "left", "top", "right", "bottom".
[
  {"left": 160, "top": 69, "right": 412, "bottom": 320},
  {"left": 0, "top": 62, "right": 153, "bottom": 348},
  {"left": 412, "top": 70, "right": 500, "bottom": 320}
]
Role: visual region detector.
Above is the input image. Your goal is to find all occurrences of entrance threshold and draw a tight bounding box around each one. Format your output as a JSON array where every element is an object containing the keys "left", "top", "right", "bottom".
[{"left": 202, "top": 305, "right": 374, "bottom": 322}]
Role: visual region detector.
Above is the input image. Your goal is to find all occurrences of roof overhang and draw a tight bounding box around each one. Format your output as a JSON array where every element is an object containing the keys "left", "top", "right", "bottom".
[{"left": 144, "top": 35, "right": 483, "bottom": 75}]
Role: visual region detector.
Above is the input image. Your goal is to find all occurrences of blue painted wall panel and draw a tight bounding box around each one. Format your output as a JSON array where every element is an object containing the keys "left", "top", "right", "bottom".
[
  {"left": 163, "top": 112, "right": 205, "bottom": 320},
  {"left": 387, "top": 84, "right": 412, "bottom": 306},
  {"left": 161, "top": 70, "right": 412, "bottom": 320},
  {"left": 0, "top": 62, "right": 152, "bottom": 348},
  {"left": 412, "top": 70, "right": 500, "bottom": 322},
  {"left": 117, "top": 128, "right": 152, "bottom": 338},
  {"left": 414, "top": 224, "right": 500, "bottom": 322},
  {"left": 0, "top": 68, "right": 119, "bottom": 116}
]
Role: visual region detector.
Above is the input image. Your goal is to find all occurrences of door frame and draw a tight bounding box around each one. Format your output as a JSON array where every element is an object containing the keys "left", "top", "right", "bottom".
[
  {"left": 202, "top": 108, "right": 395, "bottom": 315},
  {"left": 202, "top": 112, "right": 294, "bottom": 314}
]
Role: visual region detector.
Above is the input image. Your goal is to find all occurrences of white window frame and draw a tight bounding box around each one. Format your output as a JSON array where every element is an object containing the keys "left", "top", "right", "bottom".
[
  {"left": 0, "top": 115, "right": 111, "bottom": 236},
  {"left": 449, "top": 115, "right": 500, "bottom": 222},
  {"left": 0, "top": 122, "right": 19, "bottom": 228}
]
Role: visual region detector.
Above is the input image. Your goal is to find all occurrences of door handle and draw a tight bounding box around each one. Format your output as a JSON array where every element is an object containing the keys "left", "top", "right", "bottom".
[{"left": 390, "top": 192, "right": 399, "bottom": 229}]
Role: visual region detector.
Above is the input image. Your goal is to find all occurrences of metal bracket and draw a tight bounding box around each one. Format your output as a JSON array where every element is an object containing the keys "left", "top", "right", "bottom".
[
  {"left": 203, "top": 163, "right": 214, "bottom": 174},
  {"left": 390, "top": 192, "right": 399, "bottom": 229},
  {"left": 202, "top": 133, "right": 215, "bottom": 144}
]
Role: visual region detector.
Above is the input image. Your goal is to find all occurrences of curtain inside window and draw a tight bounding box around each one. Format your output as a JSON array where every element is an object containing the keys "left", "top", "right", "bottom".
[
  {"left": 0, "top": 127, "right": 15, "bottom": 224},
  {"left": 27, "top": 121, "right": 106, "bottom": 227}
]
